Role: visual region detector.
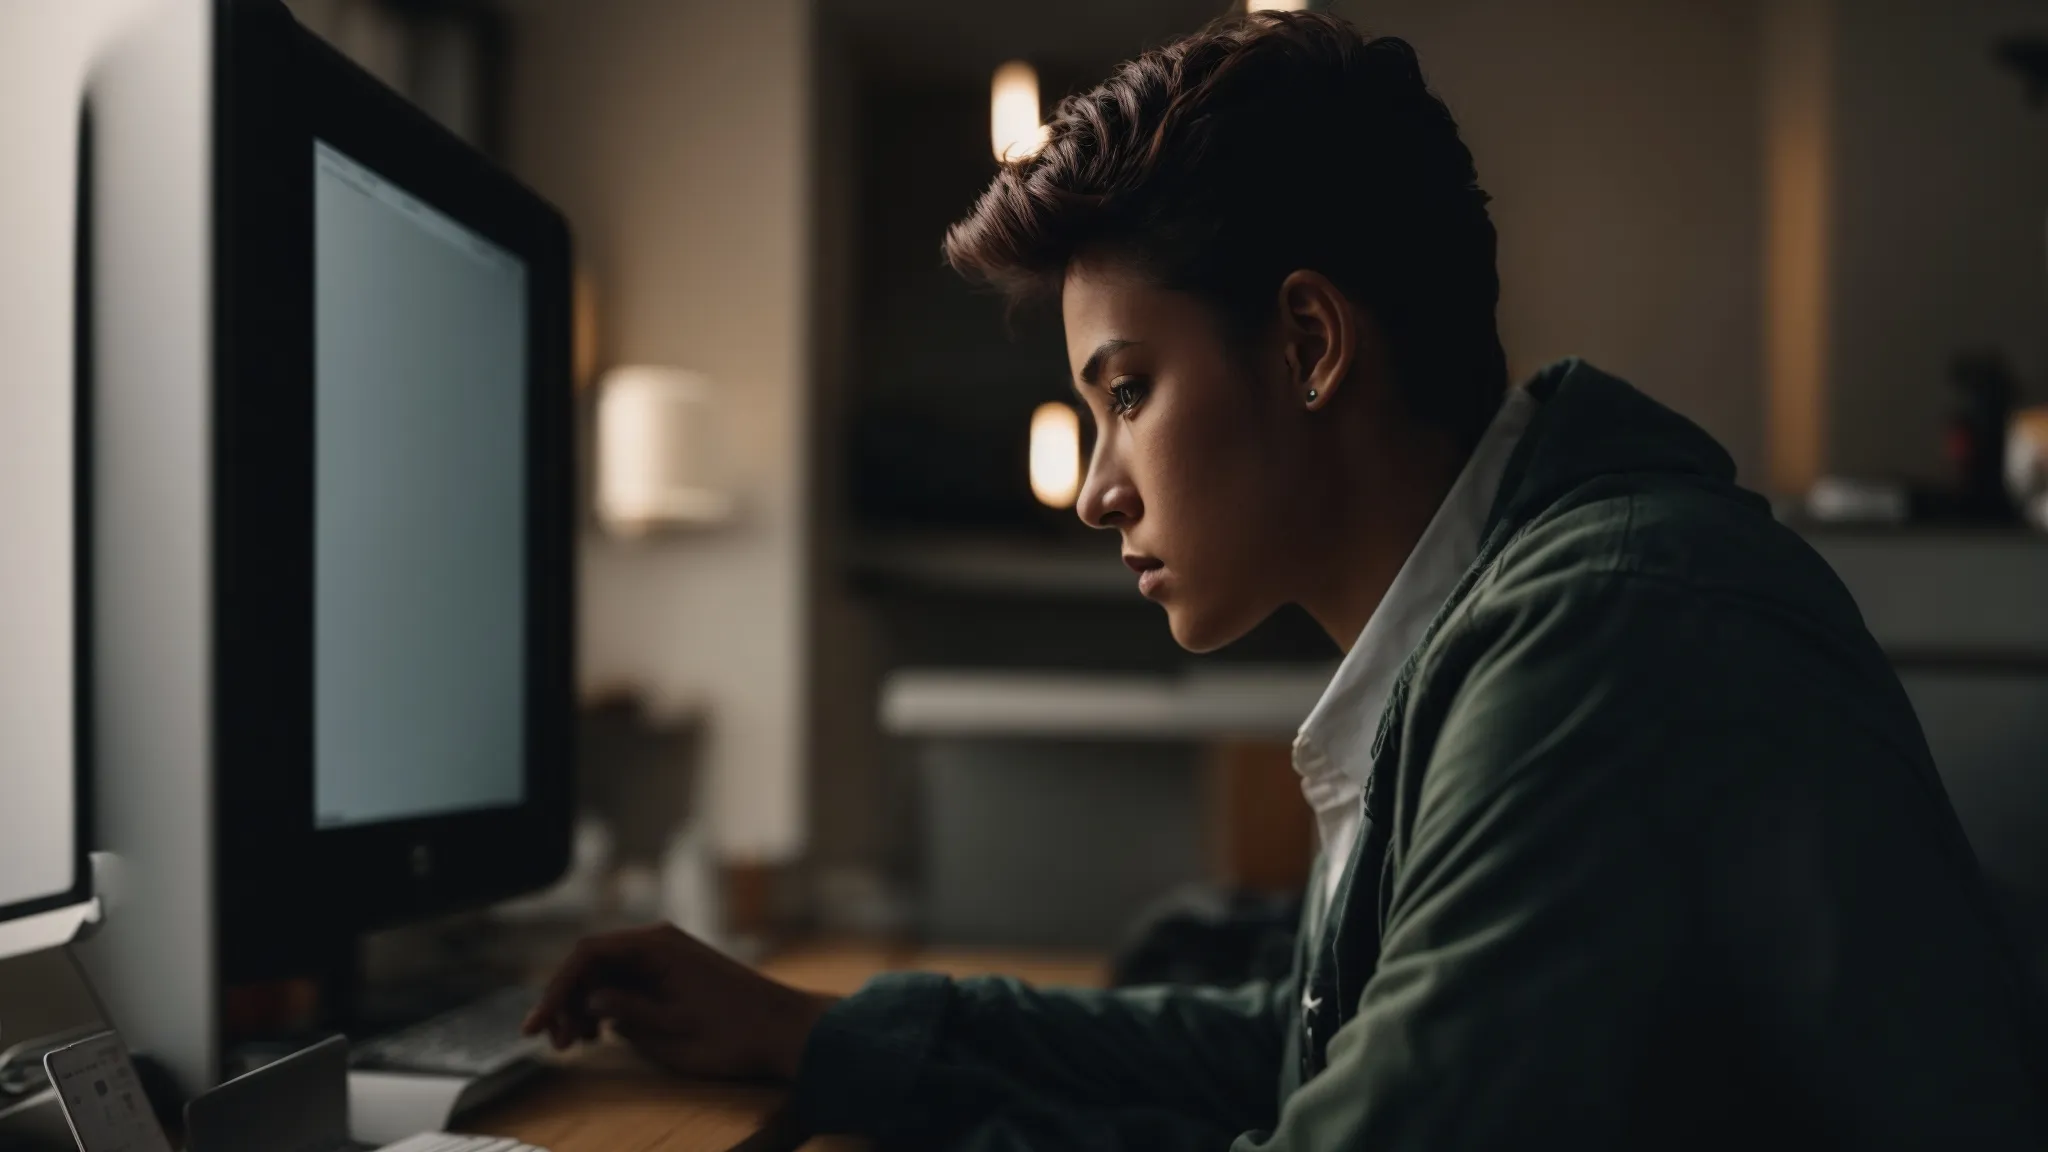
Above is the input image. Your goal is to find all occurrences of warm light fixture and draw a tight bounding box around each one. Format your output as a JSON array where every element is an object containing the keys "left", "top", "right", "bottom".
[
  {"left": 594, "top": 365, "right": 735, "bottom": 535},
  {"left": 990, "top": 60, "right": 1049, "bottom": 163},
  {"left": 1029, "top": 402, "right": 1082, "bottom": 508},
  {"left": 1246, "top": 0, "right": 1311, "bottom": 10}
]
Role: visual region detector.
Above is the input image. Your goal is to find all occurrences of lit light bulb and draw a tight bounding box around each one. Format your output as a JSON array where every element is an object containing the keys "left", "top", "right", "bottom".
[
  {"left": 1247, "top": 0, "right": 1310, "bottom": 10},
  {"left": 991, "top": 60, "right": 1048, "bottom": 163},
  {"left": 1028, "top": 402, "right": 1082, "bottom": 508}
]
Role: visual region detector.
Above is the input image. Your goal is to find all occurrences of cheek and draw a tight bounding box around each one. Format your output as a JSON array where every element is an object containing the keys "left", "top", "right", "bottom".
[{"left": 1143, "top": 380, "right": 1279, "bottom": 567}]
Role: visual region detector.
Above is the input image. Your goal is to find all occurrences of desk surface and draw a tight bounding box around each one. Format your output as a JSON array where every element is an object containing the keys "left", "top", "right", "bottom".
[
  {"left": 465, "top": 943, "right": 1106, "bottom": 1152},
  {"left": 469, "top": 1044, "right": 855, "bottom": 1152}
]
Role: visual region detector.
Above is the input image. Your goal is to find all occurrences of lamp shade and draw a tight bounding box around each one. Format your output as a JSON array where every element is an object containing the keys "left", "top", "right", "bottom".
[{"left": 593, "top": 365, "right": 734, "bottom": 534}]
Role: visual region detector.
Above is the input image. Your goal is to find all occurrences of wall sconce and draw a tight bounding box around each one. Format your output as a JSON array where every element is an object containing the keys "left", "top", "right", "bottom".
[
  {"left": 1029, "top": 401, "right": 1082, "bottom": 509},
  {"left": 991, "top": 60, "right": 1049, "bottom": 163},
  {"left": 593, "top": 365, "right": 735, "bottom": 536}
]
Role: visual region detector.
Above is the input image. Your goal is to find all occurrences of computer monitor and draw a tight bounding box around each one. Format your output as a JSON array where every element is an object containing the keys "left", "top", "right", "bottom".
[
  {"left": 77, "top": 0, "right": 573, "bottom": 1092},
  {"left": 210, "top": 0, "right": 575, "bottom": 980}
]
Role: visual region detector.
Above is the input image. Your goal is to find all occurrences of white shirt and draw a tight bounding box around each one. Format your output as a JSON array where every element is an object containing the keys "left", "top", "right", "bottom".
[{"left": 1293, "top": 387, "right": 1538, "bottom": 927}]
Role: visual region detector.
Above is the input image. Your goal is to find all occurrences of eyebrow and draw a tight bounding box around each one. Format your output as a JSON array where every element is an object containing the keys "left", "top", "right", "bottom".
[{"left": 1076, "top": 339, "right": 1138, "bottom": 390}]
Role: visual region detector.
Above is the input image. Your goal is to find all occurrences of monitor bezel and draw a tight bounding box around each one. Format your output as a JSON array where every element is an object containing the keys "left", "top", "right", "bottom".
[{"left": 214, "top": 0, "right": 574, "bottom": 979}]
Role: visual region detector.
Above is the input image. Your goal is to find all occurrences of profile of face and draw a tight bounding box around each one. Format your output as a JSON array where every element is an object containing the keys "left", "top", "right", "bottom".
[{"left": 1065, "top": 259, "right": 1357, "bottom": 652}]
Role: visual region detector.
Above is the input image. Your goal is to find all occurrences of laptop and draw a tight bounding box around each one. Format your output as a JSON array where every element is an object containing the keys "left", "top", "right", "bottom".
[{"left": 45, "top": 1032, "right": 545, "bottom": 1152}]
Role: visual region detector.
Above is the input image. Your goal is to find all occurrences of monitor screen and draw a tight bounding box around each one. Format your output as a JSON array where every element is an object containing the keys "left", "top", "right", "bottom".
[{"left": 311, "top": 139, "right": 528, "bottom": 830}]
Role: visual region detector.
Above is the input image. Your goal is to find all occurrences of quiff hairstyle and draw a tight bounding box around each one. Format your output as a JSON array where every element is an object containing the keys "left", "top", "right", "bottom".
[{"left": 944, "top": 11, "right": 1507, "bottom": 447}]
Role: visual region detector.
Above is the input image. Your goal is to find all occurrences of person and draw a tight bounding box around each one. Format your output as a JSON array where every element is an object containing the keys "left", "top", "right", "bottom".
[{"left": 523, "top": 10, "right": 2047, "bottom": 1149}]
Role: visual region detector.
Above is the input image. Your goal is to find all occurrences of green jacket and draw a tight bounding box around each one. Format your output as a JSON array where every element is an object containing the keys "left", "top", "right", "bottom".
[{"left": 791, "top": 360, "right": 2048, "bottom": 1149}]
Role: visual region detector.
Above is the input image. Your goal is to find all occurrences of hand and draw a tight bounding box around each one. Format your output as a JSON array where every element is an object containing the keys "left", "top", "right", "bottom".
[{"left": 521, "top": 923, "right": 835, "bottom": 1081}]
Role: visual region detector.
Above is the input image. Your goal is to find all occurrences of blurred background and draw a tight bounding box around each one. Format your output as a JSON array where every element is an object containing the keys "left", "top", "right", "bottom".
[{"left": 280, "top": 0, "right": 2048, "bottom": 978}]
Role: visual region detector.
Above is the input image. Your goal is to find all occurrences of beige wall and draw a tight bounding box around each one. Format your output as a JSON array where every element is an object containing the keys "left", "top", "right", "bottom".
[
  {"left": 1335, "top": 0, "right": 1766, "bottom": 483},
  {"left": 1338, "top": 0, "right": 2048, "bottom": 490},
  {"left": 507, "top": 0, "right": 812, "bottom": 862},
  {"left": 1821, "top": 0, "right": 2048, "bottom": 480}
]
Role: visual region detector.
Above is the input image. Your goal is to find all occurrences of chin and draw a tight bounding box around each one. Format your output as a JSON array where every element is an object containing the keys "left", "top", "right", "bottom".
[{"left": 1163, "top": 602, "right": 1262, "bottom": 655}]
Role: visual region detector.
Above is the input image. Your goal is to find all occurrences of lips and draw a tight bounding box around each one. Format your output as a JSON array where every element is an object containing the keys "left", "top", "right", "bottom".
[{"left": 1122, "top": 553, "right": 1165, "bottom": 597}]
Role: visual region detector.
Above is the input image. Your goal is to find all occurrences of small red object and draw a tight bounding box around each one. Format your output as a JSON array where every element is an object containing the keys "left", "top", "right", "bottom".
[{"left": 1946, "top": 425, "right": 1974, "bottom": 469}]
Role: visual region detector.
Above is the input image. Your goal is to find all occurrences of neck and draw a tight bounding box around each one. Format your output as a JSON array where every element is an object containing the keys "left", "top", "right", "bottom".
[{"left": 1297, "top": 423, "right": 1467, "bottom": 655}]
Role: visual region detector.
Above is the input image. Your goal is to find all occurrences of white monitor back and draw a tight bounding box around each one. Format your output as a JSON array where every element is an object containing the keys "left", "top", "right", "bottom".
[
  {"left": 64, "top": 0, "right": 220, "bottom": 1097},
  {"left": 0, "top": 3, "right": 121, "bottom": 956}
]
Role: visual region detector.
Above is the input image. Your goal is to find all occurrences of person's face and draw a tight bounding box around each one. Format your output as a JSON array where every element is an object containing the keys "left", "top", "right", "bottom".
[{"left": 1064, "top": 260, "right": 1314, "bottom": 652}]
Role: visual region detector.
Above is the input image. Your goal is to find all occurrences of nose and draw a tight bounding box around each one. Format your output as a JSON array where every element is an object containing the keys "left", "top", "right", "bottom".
[{"left": 1076, "top": 441, "right": 1140, "bottom": 530}]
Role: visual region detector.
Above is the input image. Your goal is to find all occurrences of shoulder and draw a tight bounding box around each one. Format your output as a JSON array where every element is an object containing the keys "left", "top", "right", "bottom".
[
  {"left": 1402, "top": 475, "right": 1882, "bottom": 747},
  {"left": 1398, "top": 473, "right": 1908, "bottom": 779},
  {"left": 1387, "top": 488, "right": 1768, "bottom": 840},
  {"left": 1458, "top": 475, "right": 1862, "bottom": 643}
]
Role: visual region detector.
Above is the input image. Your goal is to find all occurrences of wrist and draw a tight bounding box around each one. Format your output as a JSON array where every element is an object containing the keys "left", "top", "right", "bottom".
[{"left": 770, "top": 989, "right": 838, "bottom": 1081}]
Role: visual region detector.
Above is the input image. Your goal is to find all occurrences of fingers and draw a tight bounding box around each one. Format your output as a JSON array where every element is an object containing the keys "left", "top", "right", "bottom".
[
  {"left": 594, "top": 990, "right": 716, "bottom": 1077},
  {"left": 587, "top": 989, "right": 667, "bottom": 1038},
  {"left": 523, "top": 927, "right": 660, "bottom": 1047}
]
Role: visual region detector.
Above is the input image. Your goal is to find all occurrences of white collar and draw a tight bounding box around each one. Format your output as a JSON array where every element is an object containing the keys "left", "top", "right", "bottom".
[{"left": 1293, "top": 386, "right": 1538, "bottom": 787}]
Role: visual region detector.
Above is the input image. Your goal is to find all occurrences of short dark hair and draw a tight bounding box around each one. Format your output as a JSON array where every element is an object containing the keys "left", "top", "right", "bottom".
[{"left": 944, "top": 11, "right": 1506, "bottom": 447}]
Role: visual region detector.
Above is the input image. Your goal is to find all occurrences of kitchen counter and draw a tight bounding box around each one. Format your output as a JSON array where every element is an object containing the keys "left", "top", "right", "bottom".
[{"left": 878, "top": 665, "right": 1336, "bottom": 740}]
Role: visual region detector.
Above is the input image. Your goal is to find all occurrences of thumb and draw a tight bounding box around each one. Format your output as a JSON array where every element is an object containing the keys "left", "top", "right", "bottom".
[{"left": 586, "top": 989, "right": 671, "bottom": 1035}]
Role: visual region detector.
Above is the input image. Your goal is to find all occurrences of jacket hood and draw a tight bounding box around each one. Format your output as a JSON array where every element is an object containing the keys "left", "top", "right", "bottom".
[{"left": 1487, "top": 358, "right": 1745, "bottom": 536}]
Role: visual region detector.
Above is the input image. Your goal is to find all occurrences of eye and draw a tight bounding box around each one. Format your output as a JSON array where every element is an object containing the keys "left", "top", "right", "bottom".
[{"left": 1107, "top": 376, "right": 1149, "bottom": 417}]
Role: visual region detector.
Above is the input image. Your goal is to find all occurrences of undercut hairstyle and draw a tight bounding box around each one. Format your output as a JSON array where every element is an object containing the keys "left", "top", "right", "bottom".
[{"left": 944, "top": 11, "right": 1507, "bottom": 448}]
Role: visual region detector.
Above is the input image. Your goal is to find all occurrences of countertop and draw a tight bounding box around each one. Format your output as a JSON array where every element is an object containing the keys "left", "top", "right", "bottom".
[{"left": 878, "top": 665, "right": 1335, "bottom": 739}]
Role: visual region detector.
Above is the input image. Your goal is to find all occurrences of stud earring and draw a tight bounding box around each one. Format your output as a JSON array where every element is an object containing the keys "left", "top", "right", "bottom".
[{"left": 1306, "top": 389, "right": 1319, "bottom": 404}]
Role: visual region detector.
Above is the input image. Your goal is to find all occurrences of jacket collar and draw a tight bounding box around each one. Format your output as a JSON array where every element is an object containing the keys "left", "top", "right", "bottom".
[{"left": 1295, "top": 385, "right": 1537, "bottom": 788}]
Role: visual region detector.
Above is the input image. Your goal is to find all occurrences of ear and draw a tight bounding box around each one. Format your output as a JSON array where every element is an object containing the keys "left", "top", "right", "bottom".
[{"left": 1275, "top": 270, "right": 1360, "bottom": 413}]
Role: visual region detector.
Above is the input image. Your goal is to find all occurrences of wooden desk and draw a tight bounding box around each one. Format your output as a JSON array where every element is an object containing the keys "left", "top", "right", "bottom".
[
  {"left": 464, "top": 943, "right": 1105, "bottom": 1152},
  {"left": 468, "top": 1044, "right": 857, "bottom": 1152}
]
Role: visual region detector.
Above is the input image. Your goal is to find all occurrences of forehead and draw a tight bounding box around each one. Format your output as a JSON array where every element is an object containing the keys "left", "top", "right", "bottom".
[{"left": 1059, "top": 258, "right": 1219, "bottom": 375}]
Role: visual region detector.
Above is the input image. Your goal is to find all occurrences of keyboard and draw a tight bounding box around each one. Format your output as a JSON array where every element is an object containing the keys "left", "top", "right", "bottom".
[
  {"left": 351, "top": 987, "right": 545, "bottom": 1078},
  {"left": 374, "top": 1134, "right": 548, "bottom": 1152}
]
